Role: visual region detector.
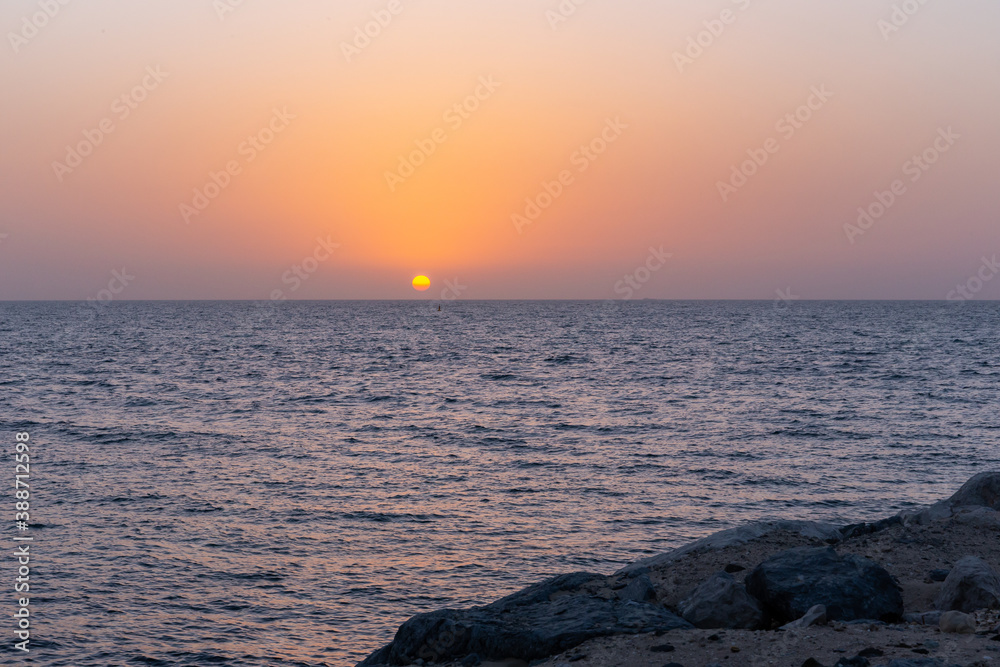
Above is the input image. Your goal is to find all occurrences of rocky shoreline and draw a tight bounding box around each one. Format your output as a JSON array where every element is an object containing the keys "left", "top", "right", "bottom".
[{"left": 358, "top": 473, "right": 1000, "bottom": 667}]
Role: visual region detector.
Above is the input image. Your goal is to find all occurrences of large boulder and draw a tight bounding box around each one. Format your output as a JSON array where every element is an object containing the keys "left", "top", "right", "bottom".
[
  {"left": 951, "top": 505, "right": 1000, "bottom": 528},
  {"left": 677, "top": 571, "right": 763, "bottom": 629},
  {"left": 745, "top": 546, "right": 903, "bottom": 624},
  {"left": 934, "top": 555, "right": 1000, "bottom": 612},
  {"left": 900, "top": 471, "right": 1000, "bottom": 525},
  {"left": 357, "top": 572, "right": 692, "bottom": 665},
  {"left": 946, "top": 471, "right": 1000, "bottom": 509},
  {"left": 618, "top": 520, "right": 843, "bottom": 574}
]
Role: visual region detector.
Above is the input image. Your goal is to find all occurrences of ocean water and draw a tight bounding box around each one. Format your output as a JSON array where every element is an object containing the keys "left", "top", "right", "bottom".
[{"left": 2, "top": 300, "right": 999, "bottom": 666}]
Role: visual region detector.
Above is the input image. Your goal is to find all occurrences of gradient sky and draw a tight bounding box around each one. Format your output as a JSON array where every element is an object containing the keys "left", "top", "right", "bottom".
[{"left": 1, "top": 0, "right": 999, "bottom": 300}]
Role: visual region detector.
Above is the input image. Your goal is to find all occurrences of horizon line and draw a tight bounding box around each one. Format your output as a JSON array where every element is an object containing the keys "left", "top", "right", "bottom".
[{"left": 2, "top": 299, "right": 997, "bottom": 304}]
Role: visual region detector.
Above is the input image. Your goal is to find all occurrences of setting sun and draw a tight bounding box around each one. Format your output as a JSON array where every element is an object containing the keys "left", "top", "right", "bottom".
[{"left": 6, "top": 2, "right": 1000, "bottom": 665}]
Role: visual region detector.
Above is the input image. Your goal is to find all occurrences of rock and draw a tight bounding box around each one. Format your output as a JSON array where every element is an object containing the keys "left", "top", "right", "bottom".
[
  {"left": 459, "top": 654, "right": 480, "bottom": 666},
  {"left": 902, "top": 611, "right": 942, "bottom": 626},
  {"left": 782, "top": 604, "right": 827, "bottom": 630},
  {"left": 619, "top": 573, "right": 656, "bottom": 603},
  {"left": 357, "top": 572, "right": 692, "bottom": 665},
  {"left": 951, "top": 505, "right": 1000, "bottom": 528},
  {"left": 724, "top": 563, "right": 746, "bottom": 573},
  {"left": 884, "top": 660, "right": 963, "bottom": 667},
  {"left": 678, "top": 571, "right": 764, "bottom": 630},
  {"left": 618, "top": 521, "right": 844, "bottom": 574},
  {"left": 928, "top": 569, "right": 950, "bottom": 582},
  {"left": 857, "top": 648, "right": 884, "bottom": 658},
  {"left": 745, "top": 546, "right": 903, "bottom": 624},
  {"left": 946, "top": 471, "right": 1000, "bottom": 509},
  {"left": 900, "top": 471, "right": 1000, "bottom": 526},
  {"left": 934, "top": 555, "right": 1000, "bottom": 612},
  {"left": 801, "top": 659, "right": 824, "bottom": 667},
  {"left": 938, "top": 610, "right": 976, "bottom": 634},
  {"left": 840, "top": 515, "right": 903, "bottom": 540},
  {"left": 898, "top": 503, "right": 952, "bottom": 526},
  {"left": 649, "top": 643, "right": 675, "bottom": 652}
]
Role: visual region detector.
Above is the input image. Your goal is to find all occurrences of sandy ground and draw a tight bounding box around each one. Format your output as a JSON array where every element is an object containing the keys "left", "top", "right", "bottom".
[{"left": 533, "top": 616, "right": 1000, "bottom": 667}]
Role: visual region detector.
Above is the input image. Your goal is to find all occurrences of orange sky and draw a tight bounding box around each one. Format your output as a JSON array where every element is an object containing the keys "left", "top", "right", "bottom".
[{"left": 1, "top": 0, "right": 999, "bottom": 300}]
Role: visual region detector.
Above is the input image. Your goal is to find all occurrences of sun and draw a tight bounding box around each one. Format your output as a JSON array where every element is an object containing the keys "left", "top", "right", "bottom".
[{"left": 412, "top": 275, "right": 431, "bottom": 291}]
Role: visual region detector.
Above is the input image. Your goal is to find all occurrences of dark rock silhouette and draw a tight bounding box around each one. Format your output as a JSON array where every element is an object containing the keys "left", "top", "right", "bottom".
[
  {"left": 358, "top": 572, "right": 690, "bottom": 665},
  {"left": 677, "top": 571, "right": 763, "bottom": 629},
  {"left": 745, "top": 546, "right": 903, "bottom": 624},
  {"left": 934, "top": 555, "right": 1000, "bottom": 612}
]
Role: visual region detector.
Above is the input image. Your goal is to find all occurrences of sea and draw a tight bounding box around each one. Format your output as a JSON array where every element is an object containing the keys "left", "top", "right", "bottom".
[{"left": 1, "top": 300, "right": 998, "bottom": 666}]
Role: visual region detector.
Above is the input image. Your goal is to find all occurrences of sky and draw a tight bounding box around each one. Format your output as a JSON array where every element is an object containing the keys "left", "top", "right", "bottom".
[{"left": 1, "top": 0, "right": 999, "bottom": 300}]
